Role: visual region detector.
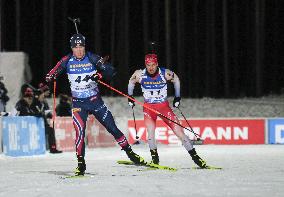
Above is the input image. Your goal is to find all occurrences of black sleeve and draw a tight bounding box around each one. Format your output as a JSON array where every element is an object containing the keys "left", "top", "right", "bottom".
[
  {"left": 15, "top": 103, "right": 25, "bottom": 116},
  {"left": 0, "top": 82, "right": 9, "bottom": 102},
  {"left": 99, "top": 62, "right": 117, "bottom": 81},
  {"left": 15, "top": 100, "right": 33, "bottom": 116},
  {"left": 88, "top": 52, "right": 117, "bottom": 81},
  {"left": 30, "top": 100, "right": 44, "bottom": 117},
  {"left": 43, "top": 100, "right": 50, "bottom": 110}
]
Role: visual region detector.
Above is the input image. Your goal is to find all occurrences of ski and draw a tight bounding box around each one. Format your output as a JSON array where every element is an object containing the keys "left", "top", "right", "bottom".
[
  {"left": 59, "top": 172, "right": 96, "bottom": 179},
  {"left": 148, "top": 162, "right": 178, "bottom": 171},
  {"left": 61, "top": 175, "right": 87, "bottom": 179},
  {"left": 192, "top": 166, "right": 222, "bottom": 170},
  {"left": 117, "top": 160, "right": 178, "bottom": 172}
]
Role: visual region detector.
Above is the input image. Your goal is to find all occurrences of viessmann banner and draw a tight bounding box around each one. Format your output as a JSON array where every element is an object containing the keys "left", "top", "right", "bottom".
[{"left": 128, "top": 119, "right": 265, "bottom": 145}]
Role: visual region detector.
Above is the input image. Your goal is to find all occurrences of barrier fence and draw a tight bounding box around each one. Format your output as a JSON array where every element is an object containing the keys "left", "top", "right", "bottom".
[
  {"left": 128, "top": 118, "right": 283, "bottom": 145},
  {"left": 0, "top": 116, "right": 283, "bottom": 156},
  {"left": 2, "top": 116, "right": 46, "bottom": 156}
]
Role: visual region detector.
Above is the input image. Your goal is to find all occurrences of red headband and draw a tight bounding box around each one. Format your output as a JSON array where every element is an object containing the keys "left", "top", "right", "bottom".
[{"left": 145, "top": 54, "right": 158, "bottom": 65}]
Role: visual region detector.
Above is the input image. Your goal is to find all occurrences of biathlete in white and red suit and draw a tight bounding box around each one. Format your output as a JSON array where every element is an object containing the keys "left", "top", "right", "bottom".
[
  {"left": 128, "top": 54, "right": 207, "bottom": 168},
  {"left": 45, "top": 33, "right": 146, "bottom": 176}
]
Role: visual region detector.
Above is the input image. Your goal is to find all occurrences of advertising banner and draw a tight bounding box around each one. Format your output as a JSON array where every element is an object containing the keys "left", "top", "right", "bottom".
[
  {"left": 86, "top": 116, "right": 116, "bottom": 148},
  {"left": 53, "top": 117, "right": 76, "bottom": 152},
  {"left": 0, "top": 117, "right": 2, "bottom": 153},
  {"left": 2, "top": 116, "right": 46, "bottom": 156},
  {"left": 53, "top": 116, "right": 115, "bottom": 151},
  {"left": 128, "top": 119, "right": 265, "bottom": 145},
  {"left": 268, "top": 118, "right": 284, "bottom": 144}
]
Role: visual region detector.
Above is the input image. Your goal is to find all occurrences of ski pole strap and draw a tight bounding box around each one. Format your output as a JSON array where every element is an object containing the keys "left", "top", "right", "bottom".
[
  {"left": 52, "top": 80, "right": 57, "bottom": 128},
  {"left": 97, "top": 80, "right": 201, "bottom": 139}
]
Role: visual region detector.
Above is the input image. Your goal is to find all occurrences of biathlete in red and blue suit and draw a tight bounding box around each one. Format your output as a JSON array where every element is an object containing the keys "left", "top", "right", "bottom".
[
  {"left": 46, "top": 33, "right": 145, "bottom": 176},
  {"left": 128, "top": 54, "right": 207, "bottom": 168}
]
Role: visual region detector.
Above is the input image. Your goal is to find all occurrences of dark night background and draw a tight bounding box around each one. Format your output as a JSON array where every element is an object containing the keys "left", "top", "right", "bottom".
[{"left": 0, "top": 0, "right": 283, "bottom": 98}]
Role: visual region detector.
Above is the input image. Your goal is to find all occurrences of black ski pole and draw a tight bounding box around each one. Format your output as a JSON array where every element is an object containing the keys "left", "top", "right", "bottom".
[
  {"left": 52, "top": 80, "right": 57, "bottom": 130},
  {"left": 68, "top": 17, "right": 80, "bottom": 33},
  {"left": 177, "top": 107, "right": 201, "bottom": 141},
  {"left": 131, "top": 106, "right": 140, "bottom": 144}
]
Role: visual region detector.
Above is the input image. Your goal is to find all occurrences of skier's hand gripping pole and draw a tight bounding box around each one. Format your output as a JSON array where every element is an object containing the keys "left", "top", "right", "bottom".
[{"left": 97, "top": 80, "right": 202, "bottom": 140}]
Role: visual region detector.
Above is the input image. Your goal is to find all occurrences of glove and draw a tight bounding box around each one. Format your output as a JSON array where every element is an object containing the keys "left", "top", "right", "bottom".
[
  {"left": 128, "top": 95, "right": 135, "bottom": 107},
  {"left": 173, "top": 97, "right": 181, "bottom": 108},
  {"left": 45, "top": 74, "right": 54, "bottom": 83},
  {"left": 96, "top": 56, "right": 110, "bottom": 67},
  {"left": 92, "top": 73, "right": 102, "bottom": 82}
]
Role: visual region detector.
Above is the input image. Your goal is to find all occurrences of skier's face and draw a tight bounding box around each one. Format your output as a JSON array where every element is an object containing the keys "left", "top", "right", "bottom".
[
  {"left": 146, "top": 62, "right": 158, "bottom": 75},
  {"left": 72, "top": 46, "right": 85, "bottom": 59}
]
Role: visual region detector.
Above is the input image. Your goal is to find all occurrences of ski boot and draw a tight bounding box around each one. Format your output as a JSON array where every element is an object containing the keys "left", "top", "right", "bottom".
[
  {"left": 49, "top": 145, "right": 62, "bottom": 154},
  {"left": 49, "top": 148, "right": 62, "bottom": 154},
  {"left": 188, "top": 148, "right": 207, "bottom": 168},
  {"left": 150, "top": 149, "right": 159, "bottom": 165},
  {"left": 75, "top": 155, "right": 86, "bottom": 176},
  {"left": 123, "top": 145, "right": 146, "bottom": 165}
]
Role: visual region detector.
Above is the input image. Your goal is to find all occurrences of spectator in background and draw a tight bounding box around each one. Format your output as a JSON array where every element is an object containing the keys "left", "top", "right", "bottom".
[
  {"left": 31, "top": 88, "right": 62, "bottom": 154},
  {"left": 39, "top": 83, "right": 50, "bottom": 97},
  {"left": 0, "top": 75, "right": 9, "bottom": 112},
  {"left": 13, "top": 85, "right": 35, "bottom": 116},
  {"left": 38, "top": 82, "right": 51, "bottom": 112},
  {"left": 56, "top": 94, "right": 72, "bottom": 116}
]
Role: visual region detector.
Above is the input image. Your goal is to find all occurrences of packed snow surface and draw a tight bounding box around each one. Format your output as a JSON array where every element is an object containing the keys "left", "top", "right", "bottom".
[{"left": 0, "top": 145, "right": 283, "bottom": 197}]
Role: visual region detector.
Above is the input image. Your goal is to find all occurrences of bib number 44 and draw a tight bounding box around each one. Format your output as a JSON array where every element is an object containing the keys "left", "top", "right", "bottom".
[{"left": 75, "top": 75, "right": 96, "bottom": 83}]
